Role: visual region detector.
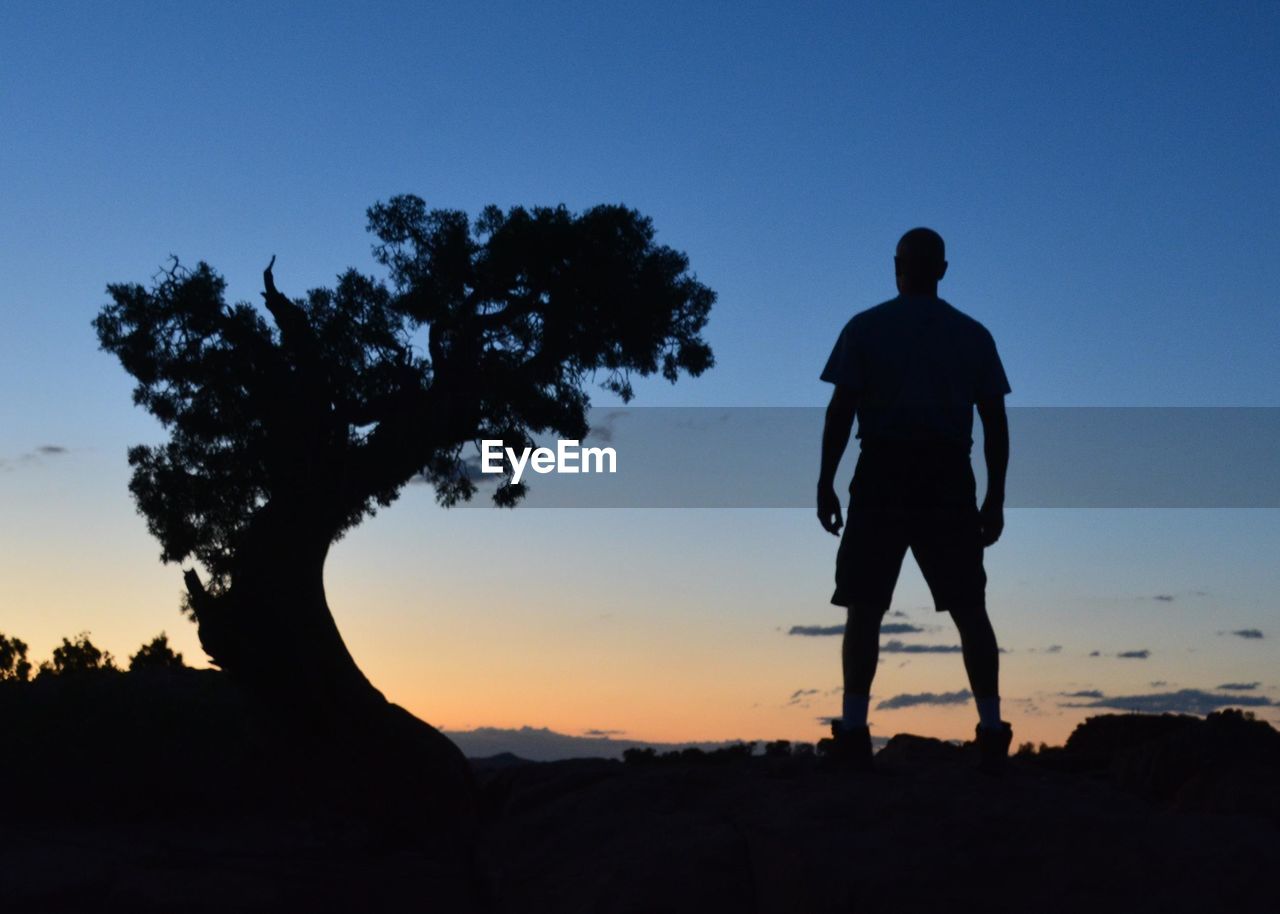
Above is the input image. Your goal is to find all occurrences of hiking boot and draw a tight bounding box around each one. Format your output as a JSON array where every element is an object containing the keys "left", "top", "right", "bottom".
[
  {"left": 822, "top": 720, "right": 874, "bottom": 772},
  {"left": 975, "top": 721, "right": 1013, "bottom": 775}
]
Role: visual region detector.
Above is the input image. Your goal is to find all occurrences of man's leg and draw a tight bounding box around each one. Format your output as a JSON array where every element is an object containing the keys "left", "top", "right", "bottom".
[
  {"left": 914, "top": 507, "right": 1003, "bottom": 731},
  {"left": 953, "top": 604, "right": 1012, "bottom": 771},
  {"left": 951, "top": 604, "right": 1001, "bottom": 727},
  {"left": 839, "top": 602, "right": 885, "bottom": 730},
  {"left": 831, "top": 501, "right": 905, "bottom": 747}
]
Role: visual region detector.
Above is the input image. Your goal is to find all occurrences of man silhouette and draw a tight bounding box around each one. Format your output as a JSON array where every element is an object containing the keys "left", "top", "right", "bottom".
[{"left": 817, "top": 228, "right": 1012, "bottom": 772}]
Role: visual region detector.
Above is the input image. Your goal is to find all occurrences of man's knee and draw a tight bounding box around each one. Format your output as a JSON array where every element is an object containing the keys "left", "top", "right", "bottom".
[
  {"left": 848, "top": 602, "right": 889, "bottom": 629},
  {"left": 949, "top": 602, "right": 993, "bottom": 635}
]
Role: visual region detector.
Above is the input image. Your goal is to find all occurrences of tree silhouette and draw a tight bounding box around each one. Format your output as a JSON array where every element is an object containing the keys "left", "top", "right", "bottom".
[
  {"left": 128, "top": 632, "right": 186, "bottom": 671},
  {"left": 37, "top": 632, "right": 118, "bottom": 678},
  {"left": 93, "top": 196, "right": 713, "bottom": 803},
  {"left": 0, "top": 633, "right": 32, "bottom": 683}
]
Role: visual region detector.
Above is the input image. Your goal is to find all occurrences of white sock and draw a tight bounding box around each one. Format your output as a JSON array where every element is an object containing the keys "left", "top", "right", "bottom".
[
  {"left": 841, "top": 693, "right": 870, "bottom": 730},
  {"left": 976, "top": 696, "right": 1002, "bottom": 729}
]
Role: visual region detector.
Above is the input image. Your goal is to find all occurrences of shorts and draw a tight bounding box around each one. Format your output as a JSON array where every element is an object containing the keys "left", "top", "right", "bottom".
[{"left": 830, "top": 442, "right": 987, "bottom": 614}]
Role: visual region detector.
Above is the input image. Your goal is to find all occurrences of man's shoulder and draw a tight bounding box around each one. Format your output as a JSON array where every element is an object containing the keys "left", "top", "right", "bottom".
[
  {"left": 842, "top": 297, "right": 902, "bottom": 332},
  {"left": 937, "top": 299, "right": 997, "bottom": 343},
  {"left": 861, "top": 296, "right": 904, "bottom": 319},
  {"left": 840, "top": 297, "right": 999, "bottom": 346}
]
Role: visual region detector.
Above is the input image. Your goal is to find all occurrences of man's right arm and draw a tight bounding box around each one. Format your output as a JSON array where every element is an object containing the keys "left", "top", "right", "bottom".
[
  {"left": 817, "top": 384, "right": 857, "bottom": 535},
  {"left": 976, "top": 396, "right": 1008, "bottom": 547}
]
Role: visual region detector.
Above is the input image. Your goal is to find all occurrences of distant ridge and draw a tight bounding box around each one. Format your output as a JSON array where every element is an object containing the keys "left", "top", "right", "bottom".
[{"left": 443, "top": 724, "right": 890, "bottom": 761}]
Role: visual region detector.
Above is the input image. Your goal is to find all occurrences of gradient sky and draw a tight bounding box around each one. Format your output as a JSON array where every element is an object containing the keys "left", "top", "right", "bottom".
[{"left": 2, "top": 2, "right": 1278, "bottom": 749}]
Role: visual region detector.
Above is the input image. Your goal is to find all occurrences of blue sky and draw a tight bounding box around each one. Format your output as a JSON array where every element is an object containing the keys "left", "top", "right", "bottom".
[{"left": 1, "top": 2, "right": 1277, "bottom": 747}]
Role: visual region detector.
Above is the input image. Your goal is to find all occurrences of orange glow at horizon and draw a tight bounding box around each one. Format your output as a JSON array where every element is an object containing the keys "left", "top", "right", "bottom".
[{"left": 4, "top": 463, "right": 1278, "bottom": 753}]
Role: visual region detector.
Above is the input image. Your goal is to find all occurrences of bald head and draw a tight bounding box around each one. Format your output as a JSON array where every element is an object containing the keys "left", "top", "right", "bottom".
[{"left": 894, "top": 227, "right": 947, "bottom": 293}]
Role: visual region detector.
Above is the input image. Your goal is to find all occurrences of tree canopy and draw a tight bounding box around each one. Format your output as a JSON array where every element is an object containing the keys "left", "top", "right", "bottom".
[
  {"left": 38, "top": 633, "right": 118, "bottom": 678},
  {"left": 0, "top": 633, "right": 32, "bottom": 682},
  {"left": 94, "top": 197, "right": 714, "bottom": 590},
  {"left": 129, "top": 633, "right": 186, "bottom": 671}
]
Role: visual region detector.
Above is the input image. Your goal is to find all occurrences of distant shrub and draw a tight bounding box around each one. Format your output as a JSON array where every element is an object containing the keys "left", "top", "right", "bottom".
[
  {"left": 623, "top": 747, "right": 657, "bottom": 766},
  {"left": 129, "top": 633, "right": 186, "bottom": 671},
  {"left": 37, "top": 632, "right": 119, "bottom": 678},
  {"left": 792, "top": 742, "right": 816, "bottom": 758},
  {"left": 0, "top": 633, "right": 32, "bottom": 682},
  {"left": 764, "top": 739, "right": 792, "bottom": 758},
  {"left": 716, "top": 741, "right": 756, "bottom": 760},
  {"left": 623, "top": 741, "right": 762, "bottom": 767}
]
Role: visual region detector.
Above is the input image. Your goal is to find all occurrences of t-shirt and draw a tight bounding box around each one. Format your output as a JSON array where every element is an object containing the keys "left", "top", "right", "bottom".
[{"left": 820, "top": 295, "right": 1010, "bottom": 447}]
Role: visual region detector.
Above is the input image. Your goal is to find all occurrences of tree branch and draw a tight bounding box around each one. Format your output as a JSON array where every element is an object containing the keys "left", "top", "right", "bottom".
[
  {"left": 259, "top": 256, "right": 313, "bottom": 348},
  {"left": 183, "top": 568, "right": 215, "bottom": 619},
  {"left": 473, "top": 296, "right": 538, "bottom": 330},
  {"left": 338, "top": 380, "right": 479, "bottom": 514}
]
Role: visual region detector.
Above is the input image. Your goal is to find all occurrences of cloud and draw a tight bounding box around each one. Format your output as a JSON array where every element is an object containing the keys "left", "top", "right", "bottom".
[
  {"left": 584, "top": 411, "right": 627, "bottom": 444},
  {"left": 1149, "top": 591, "right": 1209, "bottom": 603},
  {"left": 876, "top": 689, "right": 972, "bottom": 711},
  {"left": 879, "top": 639, "right": 962, "bottom": 654},
  {"left": 787, "top": 688, "right": 821, "bottom": 706},
  {"left": 788, "top": 624, "right": 844, "bottom": 637},
  {"left": 791, "top": 622, "right": 927, "bottom": 638},
  {"left": 788, "top": 622, "right": 926, "bottom": 637},
  {"left": 0, "top": 444, "right": 71, "bottom": 471},
  {"left": 1060, "top": 689, "right": 1274, "bottom": 715},
  {"left": 882, "top": 623, "right": 925, "bottom": 635},
  {"left": 1060, "top": 689, "right": 1105, "bottom": 699},
  {"left": 1117, "top": 649, "right": 1151, "bottom": 659},
  {"left": 582, "top": 728, "right": 625, "bottom": 738},
  {"left": 1218, "top": 682, "right": 1261, "bottom": 691},
  {"left": 1230, "top": 629, "right": 1265, "bottom": 640}
]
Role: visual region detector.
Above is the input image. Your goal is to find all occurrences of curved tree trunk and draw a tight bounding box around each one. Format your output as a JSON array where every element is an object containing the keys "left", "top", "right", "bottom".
[{"left": 184, "top": 504, "right": 476, "bottom": 828}]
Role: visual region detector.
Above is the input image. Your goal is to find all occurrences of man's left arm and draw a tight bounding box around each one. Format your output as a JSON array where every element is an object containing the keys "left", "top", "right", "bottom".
[
  {"left": 976, "top": 396, "right": 1008, "bottom": 547},
  {"left": 817, "top": 385, "right": 858, "bottom": 535}
]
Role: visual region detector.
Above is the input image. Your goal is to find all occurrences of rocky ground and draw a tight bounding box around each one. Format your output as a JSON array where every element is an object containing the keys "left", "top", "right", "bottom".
[
  {"left": 2, "top": 674, "right": 1277, "bottom": 912},
  {"left": 477, "top": 720, "right": 1279, "bottom": 913}
]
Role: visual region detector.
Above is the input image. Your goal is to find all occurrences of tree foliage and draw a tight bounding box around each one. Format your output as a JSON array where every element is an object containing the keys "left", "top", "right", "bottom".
[
  {"left": 94, "top": 197, "right": 714, "bottom": 590},
  {"left": 129, "top": 632, "right": 186, "bottom": 671},
  {"left": 0, "top": 633, "right": 32, "bottom": 682},
  {"left": 37, "top": 632, "right": 118, "bottom": 678}
]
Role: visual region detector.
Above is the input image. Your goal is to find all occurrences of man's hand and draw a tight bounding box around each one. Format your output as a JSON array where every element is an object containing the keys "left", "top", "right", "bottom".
[
  {"left": 817, "top": 484, "right": 844, "bottom": 536},
  {"left": 979, "top": 496, "right": 1004, "bottom": 547}
]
